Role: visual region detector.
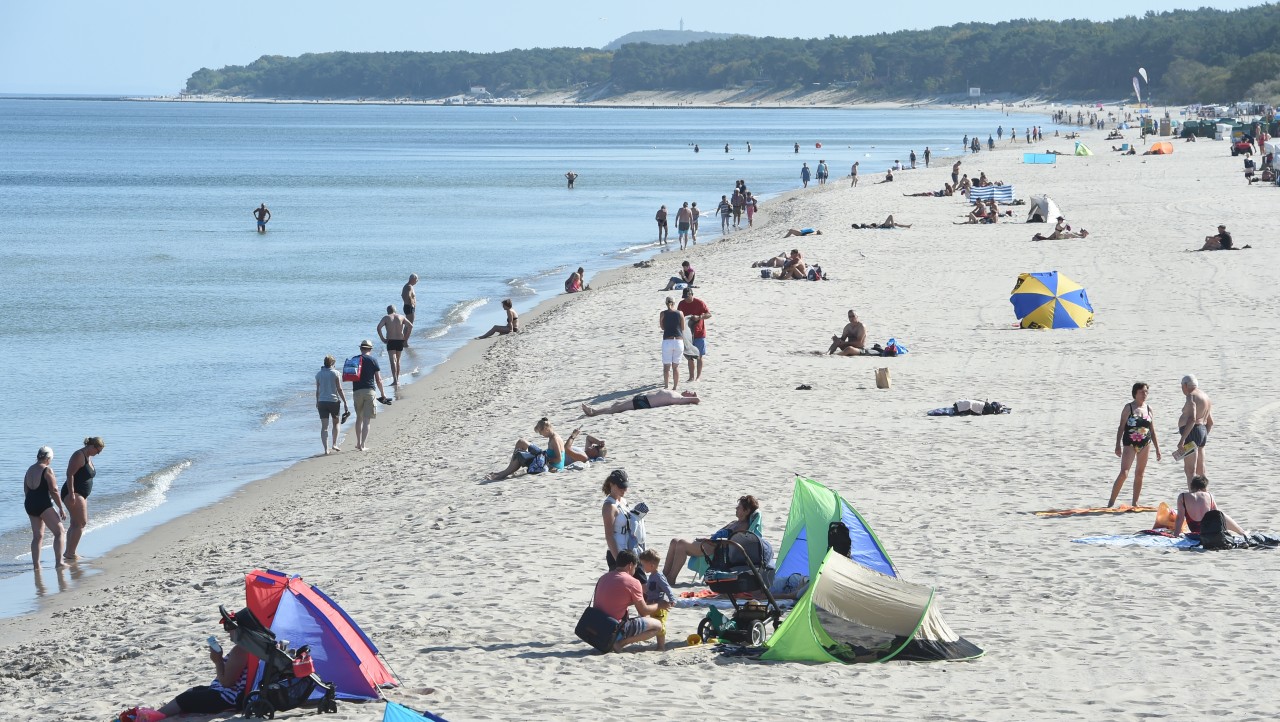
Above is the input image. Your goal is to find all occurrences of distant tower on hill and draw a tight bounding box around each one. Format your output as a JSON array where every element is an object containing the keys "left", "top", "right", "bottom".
[{"left": 680, "top": 18, "right": 684, "bottom": 32}]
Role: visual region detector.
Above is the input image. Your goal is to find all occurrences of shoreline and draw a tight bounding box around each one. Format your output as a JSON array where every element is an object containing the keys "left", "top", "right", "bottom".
[{"left": 17, "top": 110, "right": 1278, "bottom": 719}]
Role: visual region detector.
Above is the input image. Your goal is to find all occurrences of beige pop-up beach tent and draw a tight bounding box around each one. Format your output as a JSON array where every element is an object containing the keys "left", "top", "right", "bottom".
[
  {"left": 761, "top": 549, "right": 983, "bottom": 663},
  {"left": 1026, "top": 194, "right": 1062, "bottom": 223}
]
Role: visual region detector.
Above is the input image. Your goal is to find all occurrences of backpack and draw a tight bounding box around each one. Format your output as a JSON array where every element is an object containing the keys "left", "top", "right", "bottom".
[
  {"left": 827, "top": 521, "right": 852, "bottom": 558},
  {"left": 1197, "top": 509, "right": 1236, "bottom": 550},
  {"left": 341, "top": 355, "right": 363, "bottom": 382}
]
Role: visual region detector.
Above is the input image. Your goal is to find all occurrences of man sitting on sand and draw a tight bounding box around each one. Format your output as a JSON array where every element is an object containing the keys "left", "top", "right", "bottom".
[
  {"left": 829, "top": 310, "right": 867, "bottom": 355},
  {"left": 782, "top": 228, "right": 821, "bottom": 238},
  {"left": 594, "top": 550, "right": 668, "bottom": 652},
  {"left": 1198, "top": 224, "right": 1236, "bottom": 251},
  {"left": 853, "top": 215, "right": 912, "bottom": 229},
  {"left": 582, "top": 389, "right": 699, "bottom": 417},
  {"left": 774, "top": 249, "right": 808, "bottom": 280}
]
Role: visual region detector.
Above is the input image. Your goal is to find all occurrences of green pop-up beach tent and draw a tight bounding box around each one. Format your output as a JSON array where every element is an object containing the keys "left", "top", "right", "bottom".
[{"left": 760, "top": 477, "right": 983, "bottom": 663}]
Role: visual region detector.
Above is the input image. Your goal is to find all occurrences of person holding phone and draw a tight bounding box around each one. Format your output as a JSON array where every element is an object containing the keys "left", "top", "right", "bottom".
[{"left": 144, "top": 629, "right": 252, "bottom": 718}]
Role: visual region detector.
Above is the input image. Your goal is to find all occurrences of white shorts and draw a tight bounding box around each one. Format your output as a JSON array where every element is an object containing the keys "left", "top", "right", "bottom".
[{"left": 661, "top": 339, "right": 683, "bottom": 365}]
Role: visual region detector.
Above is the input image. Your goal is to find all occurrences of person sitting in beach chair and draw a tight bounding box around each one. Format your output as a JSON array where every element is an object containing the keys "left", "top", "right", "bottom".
[
  {"left": 662, "top": 495, "right": 762, "bottom": 584},
  {"left": 782, "top": 228, "right": 821, "bottom": 238},
  {"left": 581, "top": 389, "right": 700, "bottom": 417}
]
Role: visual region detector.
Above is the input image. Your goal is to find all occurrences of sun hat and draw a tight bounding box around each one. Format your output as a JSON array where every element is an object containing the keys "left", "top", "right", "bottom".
[{"left": 359, "top": 339, "right": 373, "bottom": 349}]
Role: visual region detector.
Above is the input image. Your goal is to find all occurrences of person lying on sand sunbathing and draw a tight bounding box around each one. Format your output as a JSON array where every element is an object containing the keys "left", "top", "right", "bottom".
[
  {"left": 581, "top": 389, "right": 699, "bottom": 417},
  {"left": 782, "top": 228, "right": 821, "bottom": 238},
  {"left": 903, "top": 184, "right": 953, "bottom": 197},
  {"left": 1171, "top": 475, "right": 1247, "bottom": 537},
  {"left": 663, "top": 495, "right": 760, "bottom": 584},
  {"left": 1248, "top": 169, "right": 1276, "bottom": 184},
  {"left": 752, "top": 252, "right": 789, "bottom": 268},
  {"left": 484, "top": 417, "right": 566, "bottom": 481},
  {"left": 853, "top": 215, "right": 912, "bottom": 229},
  {"left": 564, "top": 427, "right": 606, "bottom": 462},
  {"left": 1033, "top": 217, "right": 1090, "bottom": 241}
]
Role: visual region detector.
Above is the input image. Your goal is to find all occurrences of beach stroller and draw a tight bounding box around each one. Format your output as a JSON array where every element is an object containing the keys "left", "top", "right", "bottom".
[
  {"left": 695, "top": 531, "right": 784, "bottom": 646},
  {"left": 218, "top": 605, "right": 338, "bottom": 719}
]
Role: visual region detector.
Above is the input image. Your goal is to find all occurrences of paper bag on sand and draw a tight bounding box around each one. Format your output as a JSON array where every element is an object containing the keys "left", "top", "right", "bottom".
[{"left": 875, "top": 367, "right": 891, "bottom": 389}]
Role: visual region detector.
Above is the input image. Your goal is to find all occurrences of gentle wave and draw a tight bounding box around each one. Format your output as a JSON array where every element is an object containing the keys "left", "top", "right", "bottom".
[
  {"left": 420, "top": 297, "right": 488, "bottom": 339},
  {"left": 82, "top": 459, "right": 193, "bottom": 534},
  {"left": 505, "top": 278, "right": 537, "bottom": 297}
]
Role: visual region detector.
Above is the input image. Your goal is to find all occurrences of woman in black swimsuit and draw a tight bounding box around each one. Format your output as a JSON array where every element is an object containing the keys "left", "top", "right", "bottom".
[
  {"left": 61, "top": 436, "right": 104, "bottom": 561},
  {"left": 1108, "top": 383, "right": 1161, "bottom": 507},
  {"left": 23, "top": 446, "right": 67, "bottom": 570}
]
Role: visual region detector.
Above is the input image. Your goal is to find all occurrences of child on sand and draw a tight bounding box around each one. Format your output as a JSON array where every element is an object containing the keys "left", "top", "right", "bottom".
[{"left": 638, "top": 549, "right": 675, "bottom": 650}]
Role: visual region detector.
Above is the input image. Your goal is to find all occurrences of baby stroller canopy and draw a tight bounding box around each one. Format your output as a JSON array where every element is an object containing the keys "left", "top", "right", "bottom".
[{"left": 245, "top": 569, "right": 399, "bottom": 701}]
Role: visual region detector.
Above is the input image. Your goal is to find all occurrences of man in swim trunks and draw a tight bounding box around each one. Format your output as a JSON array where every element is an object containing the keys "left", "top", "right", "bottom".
[
  {"left": 1177, "top": 374, "right": 1213, "bottom": 482},
  {"left": 655, "top": 205, "right": 668, "bottom": 244},
  {"left": 829, "top": 310, "right": 870, "bottom": 355},
  {"left": 565, "top": 170, "right": 577, "bottom": 189},
  {"left": 581, "top": 390, "right": 700, "bottom": 417},
  {"left": 253, "top": 204, "right": 271, "bottom": 233},
  {"left": 401, "top": 274, "right": 418, "bottom": 327},
  {"left": 376, "top": 305, "right": 413, "bottom": 387},
  {"left": 675, "top": 202, "right": 693, "bottom": 249},
  {"left": 690, "top": 202, "right": 700, "bottom": 243}
]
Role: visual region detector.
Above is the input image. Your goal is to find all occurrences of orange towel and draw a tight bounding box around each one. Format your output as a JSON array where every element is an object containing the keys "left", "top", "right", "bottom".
[{"left": 1034, "top": 505, "right": 1160, "bottom": 518}]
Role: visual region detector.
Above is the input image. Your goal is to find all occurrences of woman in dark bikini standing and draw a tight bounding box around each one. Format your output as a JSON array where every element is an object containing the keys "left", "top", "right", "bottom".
[
  {"left": 61, "top": 436, "right": 104, "bottom": 561},
  {"left": 23, "top": 446, "right": 68, "bottom": 569},
  {"left": 1108, "top": 383, "right": 1161, "bottom": 507}
]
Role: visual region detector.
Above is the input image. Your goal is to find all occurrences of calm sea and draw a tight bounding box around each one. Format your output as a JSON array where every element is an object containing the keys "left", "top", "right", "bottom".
[{"left": 0, "top": 98, "right": 1028, "bottom": 612}]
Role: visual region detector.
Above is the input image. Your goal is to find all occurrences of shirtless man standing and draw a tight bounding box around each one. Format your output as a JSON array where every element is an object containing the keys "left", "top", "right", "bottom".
[
  {"left": 675, "top": 202, "right": 693, "bottom": 250},
  {"left": 401, "top": 275, "right": 418, "bottom": 323},
  {"left": 1177, "top": 374, "right": 1214, "bottom": 482},
  {"left": 376, "top": 305, "right": 413, "bottom": 386},
  {"left": 829, "top": 310, "right": 868, "bottom": 355}
]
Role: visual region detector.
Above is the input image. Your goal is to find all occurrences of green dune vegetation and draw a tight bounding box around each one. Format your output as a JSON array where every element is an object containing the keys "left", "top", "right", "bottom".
[{"left": 185, "top": 5, "right": 1280, "bottom": 102}]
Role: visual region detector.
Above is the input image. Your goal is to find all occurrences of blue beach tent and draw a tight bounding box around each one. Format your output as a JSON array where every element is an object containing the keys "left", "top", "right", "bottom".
[
  {"left": 384, "top": 701, "right": 449, "bottom": 722},
  {"left": 773, "top": 476, "right": 896, "bottom": 582}
]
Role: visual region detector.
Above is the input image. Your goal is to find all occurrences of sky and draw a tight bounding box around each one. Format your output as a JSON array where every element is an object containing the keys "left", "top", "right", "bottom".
[{"left": 0, "top": 0, "right": 1267, "bottom": 94}]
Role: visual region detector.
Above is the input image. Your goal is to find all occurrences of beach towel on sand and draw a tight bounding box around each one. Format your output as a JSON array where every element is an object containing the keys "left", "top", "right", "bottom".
[
  {"left": 1035, "top": 506, "right": 1159, "bottom": 517},
  {"left": 928, "top": 400, "right": 1012, "bottom": 416},
  {"left": 1072, "top": 534, "right": 1199, "bottom": 549}
]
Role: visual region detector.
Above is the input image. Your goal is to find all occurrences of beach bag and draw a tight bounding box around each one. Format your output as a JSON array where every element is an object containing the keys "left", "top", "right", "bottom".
[
  {"left": 875, "top": 367, "right": 891, "bottom": 389},
  {"left": 525, "top": 451, "right": 547, "bottom": 474},
  {"left": 341, "top": 355, "right": 363, "bottom": 382},
  {"left": 575, "top": 581, "right": 621, "bottom": 653},
  {"left": 1198, "top": 510, "right": 1235, "bottom": 550}
]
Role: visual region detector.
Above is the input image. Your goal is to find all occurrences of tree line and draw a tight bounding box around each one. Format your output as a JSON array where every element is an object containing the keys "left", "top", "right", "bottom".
[{"left": 185, "top": 5, "right": 1280, "bottom": 103}]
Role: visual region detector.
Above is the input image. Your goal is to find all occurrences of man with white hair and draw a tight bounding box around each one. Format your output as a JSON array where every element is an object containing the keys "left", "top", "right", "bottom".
[{"left": 1177, "top": 375, "right": 1214, "bottom": 481}]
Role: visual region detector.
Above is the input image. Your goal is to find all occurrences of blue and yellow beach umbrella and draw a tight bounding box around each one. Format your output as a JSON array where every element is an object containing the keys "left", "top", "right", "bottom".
[{"left": 1010, "top": 271, "right": 1094, "bottom": 329}]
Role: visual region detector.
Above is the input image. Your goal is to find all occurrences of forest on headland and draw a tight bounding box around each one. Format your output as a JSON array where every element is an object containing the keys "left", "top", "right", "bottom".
[{"left": 185, "top": 5, "right": 1280, "bottom": 103}]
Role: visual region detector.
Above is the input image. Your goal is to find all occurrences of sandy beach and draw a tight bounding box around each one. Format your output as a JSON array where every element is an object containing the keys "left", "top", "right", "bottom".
[{"left": 4, "top": 113, "right": 1279, "bottom": 721}]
